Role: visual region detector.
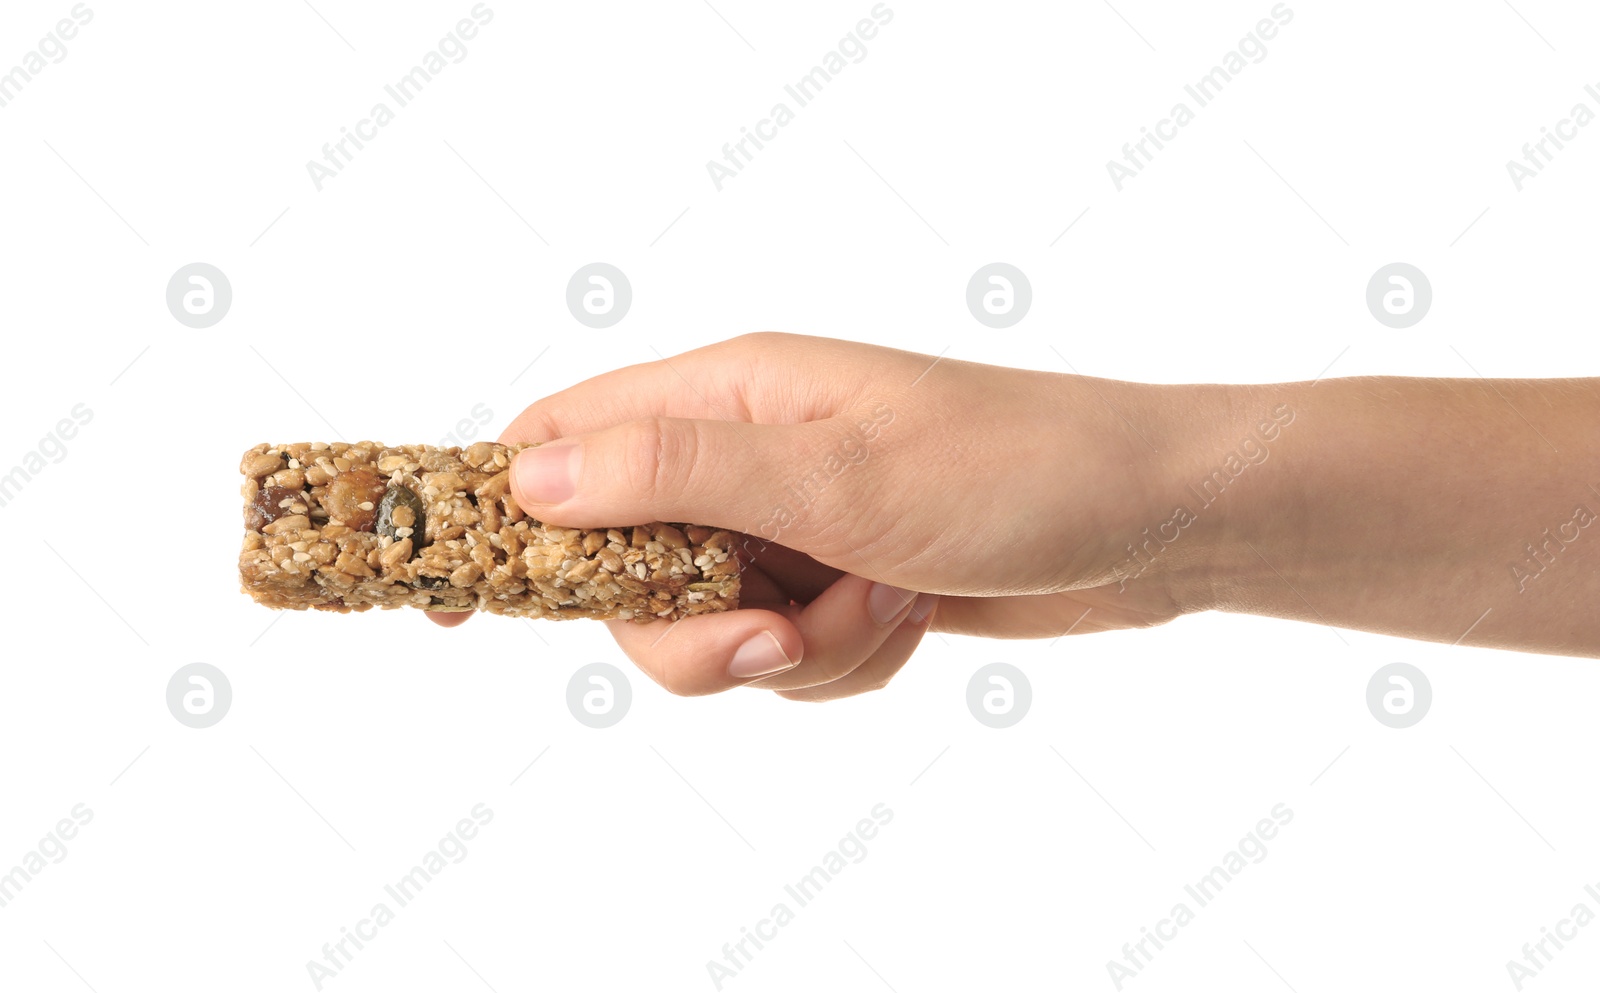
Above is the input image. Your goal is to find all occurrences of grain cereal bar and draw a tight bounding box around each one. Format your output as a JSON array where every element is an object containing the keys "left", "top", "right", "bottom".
[{"left": 238, "top": 441, "right": 740, "bottom": 620}]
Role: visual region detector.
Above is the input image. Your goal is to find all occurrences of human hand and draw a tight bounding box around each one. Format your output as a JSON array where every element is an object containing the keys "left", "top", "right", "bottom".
[{"left": 431, "top": 333, "right": 1212, "bottom": 699}]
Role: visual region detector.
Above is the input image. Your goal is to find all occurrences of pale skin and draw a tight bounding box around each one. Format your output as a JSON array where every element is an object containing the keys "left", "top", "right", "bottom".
[{"left": 431, "top": 333, "right": 1600, "bottom": 698}]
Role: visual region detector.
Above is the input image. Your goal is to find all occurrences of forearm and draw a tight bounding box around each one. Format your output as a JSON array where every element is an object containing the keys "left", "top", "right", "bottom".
[{"left": 1153, "top": 376, "right": 1600, "bottom": 657}]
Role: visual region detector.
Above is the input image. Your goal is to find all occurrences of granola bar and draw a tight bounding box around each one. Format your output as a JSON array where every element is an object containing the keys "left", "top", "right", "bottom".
[{"left": 238, "top": 441, "right": 740, "bottom": 620}]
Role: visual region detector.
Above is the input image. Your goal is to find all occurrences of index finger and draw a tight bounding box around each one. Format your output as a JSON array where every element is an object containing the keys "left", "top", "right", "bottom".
[{"left": 497, "top": 334, "right": 878, "bottom": 444}]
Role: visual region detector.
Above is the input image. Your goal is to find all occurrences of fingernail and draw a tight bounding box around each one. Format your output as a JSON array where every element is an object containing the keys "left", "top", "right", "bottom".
[
  {"left": 513, "top": 444, "right": 579, "bottom": 505},
  {"left": 728, "top": 631, "right": 799, "bottom": 678},
  {"left": 909, "top": 593, "right": 938, "bottom": 624},
  {"left": 868, "top": 582, "right": 916, "bottom": 624}
]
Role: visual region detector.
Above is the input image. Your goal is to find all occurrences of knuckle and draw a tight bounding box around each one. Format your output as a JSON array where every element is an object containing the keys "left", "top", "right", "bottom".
[
  {"left": 495, "top": 407, "right": 561, "bottom": 447},
  {"left": 620, "top": 417, "right": 694, "bottom": 507},
  {"left": 530, "top": 411, "right": 564, "bottom": 443}
]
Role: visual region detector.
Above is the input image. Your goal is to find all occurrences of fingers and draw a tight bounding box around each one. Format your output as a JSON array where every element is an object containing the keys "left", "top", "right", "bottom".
[
  {"left": 498, "top": 333, "right": 868, "bottom": 445},
  {"left": 777, "top": 594, "right": 938, "bottom": 702},
  {"left": 498, "top": 358, "right": 728, "bottom": 445},
  {"left": 426, "top": 610, "right": 472, "bottom": 628},
  {"left": 740, "top": 574, "right": 920, "bottom": 691},
  {"left": 603, "top": 607, "right": 804, "bottom": 696},
  {"left": 508, "top": 415, "right": 857, "bottom": 537},
  {"left": 602, "top": 577, "right": 935, "bottom": 699},
  {"left": 742, "top": 540, "right": 843, "bottom": 605}
]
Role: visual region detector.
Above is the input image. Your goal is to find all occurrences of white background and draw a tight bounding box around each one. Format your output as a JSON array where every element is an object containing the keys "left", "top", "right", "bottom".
[{"left": 2, "top": 1, "right": 1599, "bottom": 990}]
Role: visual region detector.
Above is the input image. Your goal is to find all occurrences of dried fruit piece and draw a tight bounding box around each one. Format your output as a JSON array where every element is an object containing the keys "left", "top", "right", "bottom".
[
  {"left": 323, "top": 469, "right": 386, "bottom": 531},
  {"left": 246, "top": 485, "right": 307, "bottom": 530}
]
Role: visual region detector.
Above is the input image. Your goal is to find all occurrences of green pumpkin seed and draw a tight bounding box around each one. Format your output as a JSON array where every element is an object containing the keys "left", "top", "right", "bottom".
[{"left": 376, "top": 484, "right": 427, "bottom": 553}]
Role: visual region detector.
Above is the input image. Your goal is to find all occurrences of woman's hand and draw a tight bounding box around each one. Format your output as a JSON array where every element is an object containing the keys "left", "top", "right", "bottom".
[
  {"left": 437, "top": 332, "right": 1600, "bottom": 692},
  {"left": 432, "top": 333, "right": 1215, "bottom": 700}
]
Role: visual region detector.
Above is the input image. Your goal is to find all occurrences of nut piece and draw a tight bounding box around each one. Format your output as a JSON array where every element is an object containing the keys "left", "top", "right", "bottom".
[
  {"left": 654, "top": 524, "right": 688, "bottom": 549},
  {"left": 475, "top": 470, "right": 511, "bottom": 501},
  {"left": 242, "top": 451, "right": 285, "bottom": 479},
  {"left": 566, "top": 558, "right": 601, "bottom": 582},
  {"left": 261, "top": 514, "right": 310, "bottom": 535},
  {"left": 379, "top": 538, "right": 413, "bottom": 569}
]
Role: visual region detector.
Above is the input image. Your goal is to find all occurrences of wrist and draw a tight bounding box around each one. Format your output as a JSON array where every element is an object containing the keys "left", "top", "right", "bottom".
[{"left": 1120, "top": 381, "right": 1305, "bottom": 615}]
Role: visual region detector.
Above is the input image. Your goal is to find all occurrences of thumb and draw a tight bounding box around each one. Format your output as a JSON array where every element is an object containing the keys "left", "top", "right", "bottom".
[{"left": 508, "top": 416, "right": 845, "bottom": 536}]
